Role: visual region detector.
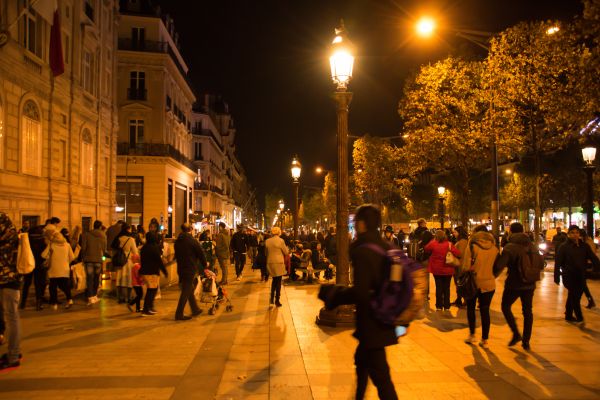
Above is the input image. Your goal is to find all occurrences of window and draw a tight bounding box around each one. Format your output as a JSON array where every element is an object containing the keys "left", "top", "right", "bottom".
[
  {"left": 82, "top": 50, "right": 94, "bottom": 93},
  {"left": 21, "top": 100, "right": 42, "bottom": 176},
  {"left": 81, "top": 129, "right": 94, "bottom": 186},
  {"left": 129, "top": 119, "right": 144, "bottom": 147},
  {"left": 131, "top": 27, "right": 145, "bottom": 49},
  {"left": 194, "top": 142, "right": 202, "bottom": 160},
  {"left": 128, "top": 71, "right": 146, "bottom": 100},
  {"left": 20, "top": 0, "right": 42, "bottom": 57}
]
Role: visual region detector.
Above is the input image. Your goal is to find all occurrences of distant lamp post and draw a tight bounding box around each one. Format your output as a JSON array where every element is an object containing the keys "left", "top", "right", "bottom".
[
  {"left": 582, "top": 145, "right": 597, "bottom": 237},
  {"left": 317, "top": 20, "right": 355, "bottom": 327},
  {"left": 291, "top": 156, "right": 302, "bottom": 239},
  {"left": 278, "top": 201, "right": 285, "bottom": 228},
  {"left": 438, "top": 186, "right": 447, "bottom": 230}
]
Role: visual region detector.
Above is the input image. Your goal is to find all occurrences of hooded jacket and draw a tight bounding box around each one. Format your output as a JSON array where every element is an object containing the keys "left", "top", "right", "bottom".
[
  {"left": 81, "top": 229, "right": 107, "bottom": 263},
  {"left": 0, "top": 213, "right": 21, "bottom": 289},
  {"left": 42, "top": 231, "right": 75, "bottom": 279},
  {"left": 461, "top": 231, "right": 499, "bottom": 293},
  {"left": 494, "top": 233, "right": 536, "bottom": 291}
]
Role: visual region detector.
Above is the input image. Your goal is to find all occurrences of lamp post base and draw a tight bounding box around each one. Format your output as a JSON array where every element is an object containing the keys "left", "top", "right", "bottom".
[{"left": 316, "top": 305, "right": 355, "bottom": 327}]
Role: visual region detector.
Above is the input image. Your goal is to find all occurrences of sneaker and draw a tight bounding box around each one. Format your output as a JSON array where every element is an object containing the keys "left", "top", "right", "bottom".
[
  {"left": 148, "top": 309, "right": 157, "bottom": 315},
  {"left": 141, "top": 310, "right": 155, "bottom": 316},
  {"left": 65, "top": 299, "right": 73, "bottom": 309},
  {"left": 0, "top": 358, "right": 20, "bottom": 370},
  {"left": 236, "top": 276, "right": 242, "bottom": 281},
  {"left": 508, "top": 334, "right": 522, "bottom": 347},
  {"left": 464, "top": 334, "right": 476, "bottom": 345},
  {"left": 479, "top": 340, "right": 489, "bottom": 349},
  {"left": 87, "top": 298, "right": 94, "bottom": 306},
  {"left": 522, "top": 342, "right": 531, "bottom": 351},
  {"left": 92, "top": 296, "right": 99, "bottom": 304},
  {"left": 51, "top": 304, "right": 58, "bottom": 311},
  {"left": 565, "top": 316, "right": 577, "bottom": 322}
]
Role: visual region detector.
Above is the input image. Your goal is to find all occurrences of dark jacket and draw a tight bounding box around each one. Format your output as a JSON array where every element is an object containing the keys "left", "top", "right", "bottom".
[
  {"left": 328, "top": 231, "right": 397, "bottom": 349},
  {"left": 0, "top": 213, "right": 21, "bottom": 289},
  {"left": 230, "top": 231, "right": 248, "bottom": 253},
  {"left": 174, "top": 232, "right": 207, "bottom": 278},
  {"left": 28, "top": 224, "right": 48, "bottom": 267},
  {"left": 494, "top": 233, "right": 536, "bottom": 291},
  {"left": 140, "top": 242, "right": 167, "bottom": 276},
  {"left": 81, "top": 229, "right": 107, "bottom": 263},
  {"left": 555, "top": 239, "right": 600, "bottom": 288},
  {"left": 325, "top": 233, "right": 337, "bottom": 263}
]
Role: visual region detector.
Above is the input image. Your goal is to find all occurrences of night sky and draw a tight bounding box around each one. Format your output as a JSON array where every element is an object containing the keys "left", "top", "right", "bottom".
[{"left": 155, "top": 0, "right": 583, "bottom": 207}]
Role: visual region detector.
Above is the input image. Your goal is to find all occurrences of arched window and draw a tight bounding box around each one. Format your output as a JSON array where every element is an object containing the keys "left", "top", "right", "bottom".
[
  {"left": 81, "top": 128, "right": 95, "bottom": 186},
  {"left": 21, "top": 100, "right": 42, "bottom": 176}
]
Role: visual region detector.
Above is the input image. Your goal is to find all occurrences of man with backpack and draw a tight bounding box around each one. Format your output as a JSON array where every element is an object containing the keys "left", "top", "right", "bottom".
[
  {"left": 494, "top": 222, "right": 544, "bottom": 351},
  {"left": 554, "top": 226, "right": 600, "bottom": 324},
  {"left": 318, "top": 205, "right": 399, "bottom": 400}
]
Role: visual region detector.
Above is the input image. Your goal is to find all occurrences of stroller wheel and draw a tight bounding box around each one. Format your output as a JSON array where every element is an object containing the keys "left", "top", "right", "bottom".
[
  {"left": 215, "top": 303, "right": 220, "bottom": 310},
  {"left": 208, "top": 307, "right": 216, "bottom": 315},
  {"left": 226, "top": 305, "right": 233, "bottom": 312}
]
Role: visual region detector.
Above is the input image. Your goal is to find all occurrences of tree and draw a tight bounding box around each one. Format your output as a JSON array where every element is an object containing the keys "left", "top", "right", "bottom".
[
  {"left": 301, "top": 191, "right": 326, "bottom": 227},
  {"left": 264, "top": 191, "right": 283, "bottom": 228}
]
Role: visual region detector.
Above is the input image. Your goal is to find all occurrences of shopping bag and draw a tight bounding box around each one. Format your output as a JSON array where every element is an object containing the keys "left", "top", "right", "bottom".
[
  {"left": 17, "top": 233, "right": 35, "bottom": 274},
  {"left": 72, "top": 262, "right": 86, "bottom": 291}
]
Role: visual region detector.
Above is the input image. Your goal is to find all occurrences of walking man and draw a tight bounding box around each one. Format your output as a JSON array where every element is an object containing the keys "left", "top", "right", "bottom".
[
  {"left": 319, "top": 205, "right": 398, "bottom": 399},
  {"left": 215, "top": 222, "right": 231, "bottom": 285},
  {"left": 494, "top": 222, "right": 539, "bottom": 351},
  {"left": 174, "top": 223, "right": 206, "bottom": 321},
  {"left": 0, "top": 213, "right": 22, "bottom": 370},
  {"left": 80, "top": 220, "right": 107, "bottom": 305},
  {"left": 554, "top": 226, "right": 600, "bottom": 324},
  {"left": 231, "top": 224, "right": 248, "bottom": 281}
]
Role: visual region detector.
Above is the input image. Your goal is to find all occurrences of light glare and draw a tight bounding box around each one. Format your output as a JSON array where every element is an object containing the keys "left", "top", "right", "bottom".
[{"left": 416, "top": 17, "right": 436, "bottom": 37}]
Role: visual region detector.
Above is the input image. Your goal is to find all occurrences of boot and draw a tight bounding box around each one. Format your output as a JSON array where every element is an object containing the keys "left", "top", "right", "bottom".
[{"left": 586, "top": 297, "right": 596, "bottom": 309}]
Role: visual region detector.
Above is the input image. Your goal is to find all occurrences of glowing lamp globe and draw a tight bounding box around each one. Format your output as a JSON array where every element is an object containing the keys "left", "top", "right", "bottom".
[{"left": 329, "top": 21, "right": 355, "bottom": 90}]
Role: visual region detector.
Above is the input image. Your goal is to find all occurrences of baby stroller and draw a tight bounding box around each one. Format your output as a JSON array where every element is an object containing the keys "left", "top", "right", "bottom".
[{"left": 196, "top": 269, "right": 233, "bottom": 315}]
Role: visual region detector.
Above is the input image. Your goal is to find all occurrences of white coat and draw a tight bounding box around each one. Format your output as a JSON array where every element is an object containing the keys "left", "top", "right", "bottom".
[
  {"left": 42, "top": 233, "right": 74, "bottom": 279},
  {"left": 265, "top": 235, "right": 289, "bottom": 277}
]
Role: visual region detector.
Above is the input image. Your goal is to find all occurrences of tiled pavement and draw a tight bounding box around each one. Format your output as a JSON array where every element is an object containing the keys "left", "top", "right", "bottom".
[{"left": 1, "top": 263, "right": 600, "bottom": 399}]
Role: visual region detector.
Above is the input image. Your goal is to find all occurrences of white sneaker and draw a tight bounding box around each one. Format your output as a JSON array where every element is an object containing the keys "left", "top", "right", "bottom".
[
  {"left": 52, "top": 304, "right": 58, "bottom": 311},
  {"left": 87, "top": 298, "right": 93, "bottom": 306},
  {"left": 479, "top": 339, "right": 489, "bottom": 349},
  {"left": 236, "top": 276, "right": 242, "bottom": 281},
  {"left": 93, "top": 296, "right": 99, "bottom": 304},
  {"left": 464, "top": 334, "right": 476, "bottom": 345},
  {"left": 65, "top": 299, "right": 73, "bottom": 309}
]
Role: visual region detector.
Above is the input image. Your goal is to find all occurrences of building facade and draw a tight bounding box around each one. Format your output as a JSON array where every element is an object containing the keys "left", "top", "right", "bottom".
[
  {"left": 116, "top": 0, "right": 196, "bottom": 237},
  {"left": 0, "top": 0, "right": 118, "bottom": 230}
]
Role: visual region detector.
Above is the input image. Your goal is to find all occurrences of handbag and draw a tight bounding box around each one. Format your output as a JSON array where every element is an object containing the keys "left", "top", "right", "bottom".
[
  {"left": 445, "top": 242, "right": 461, "bottom": 267},
  {"left": 456, "top": 270, "right": 478, "bottom": 300},
  {"left": 17, "top": 233, "right": 35, "bottom": 274}
]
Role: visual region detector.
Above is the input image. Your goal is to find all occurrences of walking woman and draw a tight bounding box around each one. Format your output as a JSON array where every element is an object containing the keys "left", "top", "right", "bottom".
[
  {"left": 139, "top": 232, "right": 168, "bottom": 315},
  {"left": 265, "top": 227, "right": 289, "bottom": 307},
  {"left": 424, "top": 230, "right": 461, "bottom": 310},
  {"left": 42, "top": 231, "right": 75, "bottom": 310},
  {"left": 452, "top": 226, "right": 469, "bottom": 307},
  {"left": 461, "top": 225, "right": 499, "bottom": 348},
  {"left": 112, "top": 223, "right": 138, "bottom": 303}
]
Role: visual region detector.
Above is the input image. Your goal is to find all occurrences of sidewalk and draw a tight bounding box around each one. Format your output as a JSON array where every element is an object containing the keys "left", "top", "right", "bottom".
[{"left": 1, "top": 265, "right": 599, "bottom": 399}]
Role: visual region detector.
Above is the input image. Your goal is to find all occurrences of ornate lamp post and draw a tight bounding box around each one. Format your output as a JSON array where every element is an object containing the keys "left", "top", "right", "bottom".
[
  {"left": 317, "top": 20, "right": 355, "bottom": 327},
  {"left": 437, "top": 186, "right": 446, "bottom": 230},
  {"left": 291, "top": 156, "right": 302, "bottom": 239},
  {"left": 582, "top": 146, "right": 597, "bottom": 237}
]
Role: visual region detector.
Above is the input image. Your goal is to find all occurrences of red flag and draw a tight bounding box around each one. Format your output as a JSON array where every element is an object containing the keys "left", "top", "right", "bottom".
[{"left": 49, "top": 6, "right": 64, "bottom": 77}]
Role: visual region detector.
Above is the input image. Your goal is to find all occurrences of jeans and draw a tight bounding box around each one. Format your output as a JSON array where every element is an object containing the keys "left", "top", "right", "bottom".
[
  {"left": 216, "top": 257, "right": 230, "bottom": 284},
  {"left": 233, "top": 252, "right": 246, "bottom": 277},
  {"left": 565, "top": 285, "right": 584, "bottom": 321},
  {"left": 501, "top": 288, "right": 534, "bottom": 343},
  {"left": 433, "top": 275, "right": 452, "bottom": 309},
  {"left": 84, "top": 262, "right": 102, "bottom": 298},
  {"left": 49, "top": 277, "right": 72, "bottom": 304},
  {"left": 355, "top": 344, "right": 398, "bottom": 400},
  {"left": 175, "top": 276, "right": 201, "bottom": 318},
  {"left": 0, "top": 288, "right": 21, "bottom": 364},
  {"left": 20, "top": 266, "right": 47, "bottom": 307},
  {"left": 467, "top": 290, "right": 495, "bottom": 339},
  {"left": 270, "top": 276, "right": 282, "bottom": 303}
]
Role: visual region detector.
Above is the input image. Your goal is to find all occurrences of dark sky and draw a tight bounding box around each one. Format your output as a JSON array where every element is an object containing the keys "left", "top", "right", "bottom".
[{"left": 156, "top": 0, "right": 583, "bottom": 208}]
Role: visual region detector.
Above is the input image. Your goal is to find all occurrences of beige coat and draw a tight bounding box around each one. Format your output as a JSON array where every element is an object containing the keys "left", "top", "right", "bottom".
[
  {"left": 42, "top": 232, "right": 74, "bottom": 279},
  {"left": 461, "top": 231, "right": 499, "bottom": 293},
  {"left": 265, "top": 235, "right": 289, "bottom": 277}
]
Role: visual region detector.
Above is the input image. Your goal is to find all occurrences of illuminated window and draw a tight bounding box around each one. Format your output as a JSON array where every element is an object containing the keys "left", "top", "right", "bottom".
[
  {"left": 81, "top": 129, "right": 94, "bottom": 186},
  {"left": 21, "top": 100, "right": 42, "bottom": 176}
]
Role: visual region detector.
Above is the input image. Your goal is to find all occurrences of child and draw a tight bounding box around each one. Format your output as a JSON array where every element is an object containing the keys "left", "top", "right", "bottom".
[{"left": 128, "top": 254, "right": 143, "bottom": 312}]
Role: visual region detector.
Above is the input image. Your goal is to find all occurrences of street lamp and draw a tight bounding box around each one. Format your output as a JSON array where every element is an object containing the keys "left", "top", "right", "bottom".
[
  {"left": 278, "top": 200, "right": 285, "bottom": 228},
  {"left": 291, "top": 156, "right": 302, "bottom": 239},
  {"left": 317, "top": 20, "right": 355, "bottom": 327},
  {"left": 582, "top": 145, "right": 597, "bottom": 237},
  {"left": 438, "top": 186, "right": 446, "bottom": 230}
]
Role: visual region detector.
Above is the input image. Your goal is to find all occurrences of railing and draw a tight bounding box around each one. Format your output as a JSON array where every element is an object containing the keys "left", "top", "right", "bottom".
[
  {"left": 117, "top": 143, "right": 195, "bottom": 171},
  {"left": 118, "top": 38, "right": 168, "bottom": 53},
  {"left": 127, "top": 88, "right": 147, "bottom": 101},
  {"left": 210, "top": 185, "right": 224, "bottom": 195},
  {"left": 194, "top": 181, "right": 209, "bottom": 190},
  {"left": 192, "top": 127, "right": 224, "bottom": 151}
]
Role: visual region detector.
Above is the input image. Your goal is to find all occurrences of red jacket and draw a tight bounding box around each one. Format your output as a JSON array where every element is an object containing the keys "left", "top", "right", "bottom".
[{"left": 424, "top": 239, "right": 461, "bottom": 276}]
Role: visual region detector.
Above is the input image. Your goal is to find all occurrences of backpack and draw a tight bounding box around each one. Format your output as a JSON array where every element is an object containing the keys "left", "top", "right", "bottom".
[
  {"left": 360, "top": 243, "right": 427, "bottom": 327},
  {"left": 517, "top": 242, "right": 545, "bottom": 284},
  {"left": 111, "top": 238, "right": 131, "bottom": 269}
]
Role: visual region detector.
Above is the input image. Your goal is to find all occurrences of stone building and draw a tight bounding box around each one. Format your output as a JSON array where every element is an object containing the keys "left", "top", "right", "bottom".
[
  {"left": 115, "top": 0, "right": 196, "bottom": 237},
  {"left": 0, "top": 0, "right": 118, "bottom": 229}
]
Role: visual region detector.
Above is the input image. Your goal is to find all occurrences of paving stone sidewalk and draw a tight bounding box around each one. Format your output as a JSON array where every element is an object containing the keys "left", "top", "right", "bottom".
[{"left": 1, "top": 265, "right": 599, "bottom": 399}]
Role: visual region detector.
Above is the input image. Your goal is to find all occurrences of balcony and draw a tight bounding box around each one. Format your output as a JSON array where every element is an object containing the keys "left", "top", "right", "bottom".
[
  {"left": 117, "top": 142, "right": 195, "bottom": 171},
  {"left": 118, "top": 38, "right": 168, "bottom": 53},
  {"left": 192, "top": 127, "right": 224, "bottom": 151},
  {"left": 194, "top": 181, "right": 209, "bottom": 190},
  {"left": 127, "top": 88, "right": 147, "bottom": 101}
]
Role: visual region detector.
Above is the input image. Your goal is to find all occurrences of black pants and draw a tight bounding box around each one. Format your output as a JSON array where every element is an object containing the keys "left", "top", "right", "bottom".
[
  {"left": 21, "top": 267, "right": 47, "bottom": 306},
  {"left": 234, "top": 252, "right": 246, "bottom": 277},
  {"left": 501, "top": 288, "right": 534, "bottom": 343},
  {"left": 565, "top": 285, "right": 584, "bottom": 321},
  {"left": 270, "top": 276, "right": 282, "bottom": 303},
  {"left": 49, "top": 277, "right": 72, "bottom": 304},
  {"left": 129, "top": 286, "right": 144, "bottom": 311},
  {"left": 143, "top": 288, "right": 157, "bottom": 313},
  {"left": 452, "top": 273, "right": 463, "bottom": 304},
  {"left": 175, "top": 276, "right": 201, "bottom": 318},
  {"left": 433, "top": 275, "right": 452, "bottom": 309},
  {"left": 583, "top": 281, "right": 594, "bottom": 301},
  {"left": 354, "top": 344, "right": 398, "bottom": 400},
  {"left": 467, "top": 290, "right": 495, "bottom": 339}
]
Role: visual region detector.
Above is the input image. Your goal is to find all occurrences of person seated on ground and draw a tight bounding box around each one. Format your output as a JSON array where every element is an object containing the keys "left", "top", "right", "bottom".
[
  {"left": 300, "top": 242, "right": 313, "bottom": 281},
  {"left": 311, "top": 241, "right": 332, "bottom": 280},
  {"left": 290, "top": 243, "right": 304, "bottom": 281}
]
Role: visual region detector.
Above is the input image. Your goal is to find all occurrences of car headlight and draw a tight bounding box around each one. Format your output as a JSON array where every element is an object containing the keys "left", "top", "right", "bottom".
[{"left": 539, "top": 243, "right": 547, "bottom": 250}]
